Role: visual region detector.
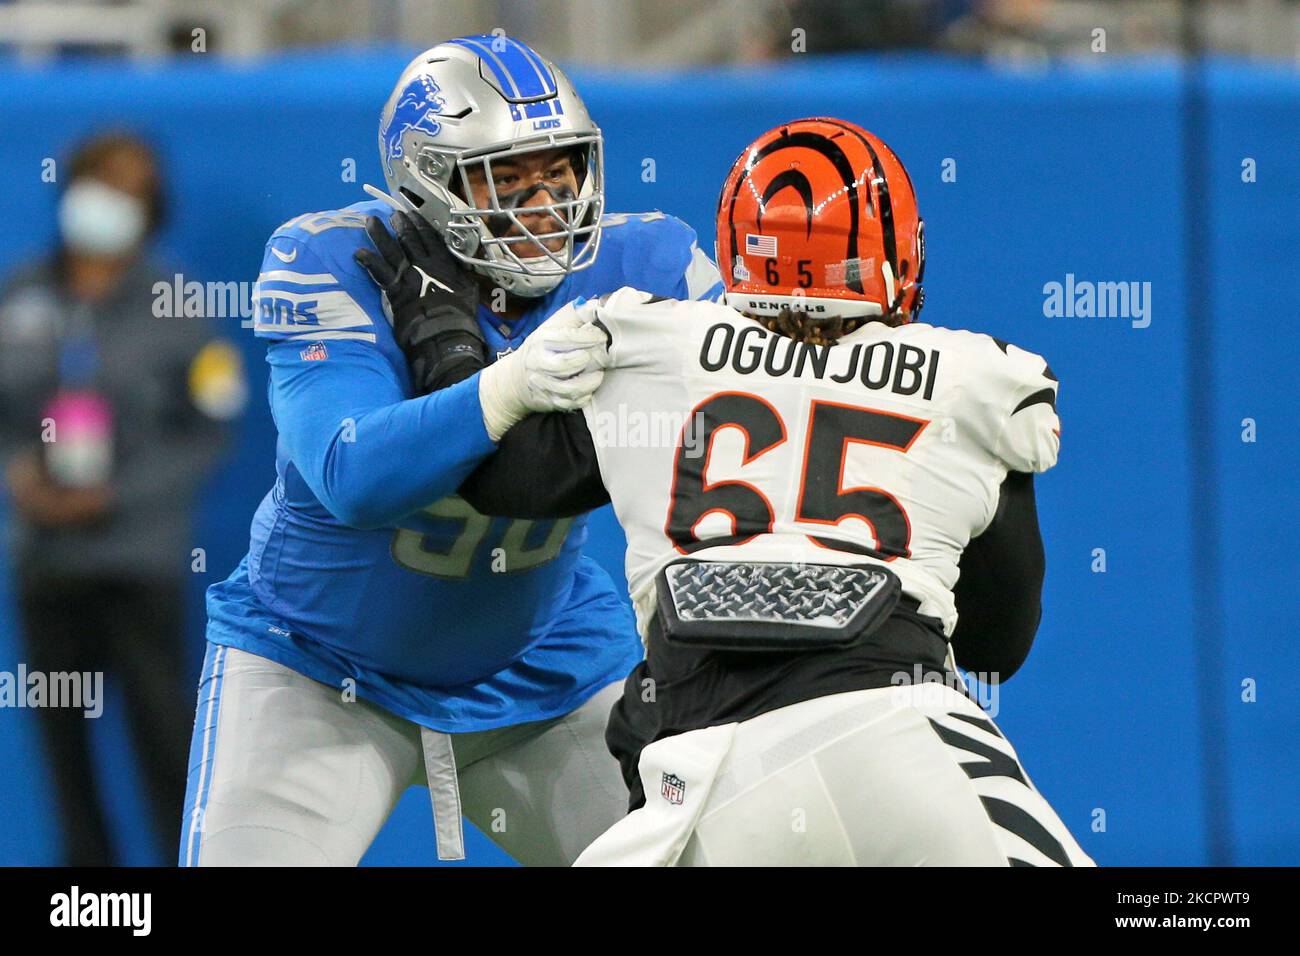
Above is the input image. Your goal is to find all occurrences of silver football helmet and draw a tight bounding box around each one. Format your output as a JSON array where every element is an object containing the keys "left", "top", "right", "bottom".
[{"left": 372, "top": 35, "right": 604, "bottom": 298}]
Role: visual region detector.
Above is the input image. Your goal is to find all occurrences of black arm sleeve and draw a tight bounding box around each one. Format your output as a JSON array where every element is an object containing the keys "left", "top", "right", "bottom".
[
  {"left": 949, "top": 471, "right": 1045, "bottom": 682},
  {"left": 457, "top": 411, "right": 608, "bottom": 519}
]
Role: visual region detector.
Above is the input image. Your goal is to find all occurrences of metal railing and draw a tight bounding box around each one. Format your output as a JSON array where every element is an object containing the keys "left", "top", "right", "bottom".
[{"left": 0, "top": 0, "right": 1295, "bottom": 63}]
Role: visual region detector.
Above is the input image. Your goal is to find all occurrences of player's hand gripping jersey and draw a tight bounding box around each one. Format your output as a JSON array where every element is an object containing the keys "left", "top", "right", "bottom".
[{"left": 204, "top": 206, "right": 723, "bottom": 731}]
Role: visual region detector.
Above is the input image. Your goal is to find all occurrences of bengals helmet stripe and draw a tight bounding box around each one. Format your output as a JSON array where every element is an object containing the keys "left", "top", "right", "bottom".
[
  {"left": 761, "top": 170, "right": 814, "bottom": 237},
  {"left": 723, "top": 129, "right": 869, "bottom": 295},
  {"left": 824, "top": 118, "right": 899, "bottom": 296},
  {"left": 716, "top": 117, "right": 924, "bottom": 325}
]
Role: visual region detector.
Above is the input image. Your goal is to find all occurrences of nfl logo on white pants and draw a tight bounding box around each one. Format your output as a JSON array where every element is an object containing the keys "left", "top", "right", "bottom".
[{"left": 576, "top": 685, "right": 1095, "bottom": 867}]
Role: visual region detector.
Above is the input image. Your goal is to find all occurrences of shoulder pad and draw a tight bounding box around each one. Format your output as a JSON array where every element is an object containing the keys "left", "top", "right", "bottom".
[{"left": 252, "top": 203, "right": 389, "bottom": 343}]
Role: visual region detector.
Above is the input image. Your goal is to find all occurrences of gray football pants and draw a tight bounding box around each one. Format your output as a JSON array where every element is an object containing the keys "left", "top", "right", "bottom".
[{"left": 181, "top": 645, "right": 627, "bottom": 866}]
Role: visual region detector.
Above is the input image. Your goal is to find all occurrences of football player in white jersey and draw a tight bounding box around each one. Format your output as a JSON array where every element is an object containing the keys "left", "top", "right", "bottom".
[{"left": 415, "top": 118, "right": 1094, "bottom": 866}]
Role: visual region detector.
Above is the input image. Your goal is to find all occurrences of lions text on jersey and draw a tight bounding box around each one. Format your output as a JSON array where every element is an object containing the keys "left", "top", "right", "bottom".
[{"left": 204, "top": 205, "right": 724, "bottom": 731}]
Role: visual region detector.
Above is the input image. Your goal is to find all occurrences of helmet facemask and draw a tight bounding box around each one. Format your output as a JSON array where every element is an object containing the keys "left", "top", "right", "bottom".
[{"left": 398, "top": 134, "right": 604, "bottom": 299}]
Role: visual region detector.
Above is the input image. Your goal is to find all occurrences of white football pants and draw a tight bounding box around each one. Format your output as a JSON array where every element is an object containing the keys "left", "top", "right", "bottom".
[{"left": 577, "top": 683, "right": 1095, "bottom": 867}]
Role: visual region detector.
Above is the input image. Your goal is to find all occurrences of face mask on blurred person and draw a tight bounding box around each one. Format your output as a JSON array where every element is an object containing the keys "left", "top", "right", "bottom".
[{"left": 58, "top": 178, "right": 147, "bottom": 256}]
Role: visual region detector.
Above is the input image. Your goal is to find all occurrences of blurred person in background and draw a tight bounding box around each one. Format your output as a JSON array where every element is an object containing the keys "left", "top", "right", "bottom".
[
  {"left": 0, "top": 131, "right": 247, "bottom": 865},
  {"left": 781, "top": 0, "right": 975, "bottom": 53}
]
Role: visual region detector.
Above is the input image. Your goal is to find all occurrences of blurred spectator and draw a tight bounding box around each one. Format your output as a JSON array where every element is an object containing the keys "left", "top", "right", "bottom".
[
  {"left": 0, "top": 132, "right": 246, "bottom": 865},
  {"left": 782, "top": 0, "right": 975, "bottom": 54}
]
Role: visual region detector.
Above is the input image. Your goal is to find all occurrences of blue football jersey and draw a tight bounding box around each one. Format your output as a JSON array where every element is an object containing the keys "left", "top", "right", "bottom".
[{"left": 205, "top": 199, "right": 723, "bottom": 732}]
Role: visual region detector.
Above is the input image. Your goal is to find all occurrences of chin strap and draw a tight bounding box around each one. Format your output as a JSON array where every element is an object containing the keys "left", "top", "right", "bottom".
[
  {"left": 362, "top": 183, "right": 415, "bottom": 212},
  {"left": 883, "top": 259, "right": 922, "bottom": 324}
]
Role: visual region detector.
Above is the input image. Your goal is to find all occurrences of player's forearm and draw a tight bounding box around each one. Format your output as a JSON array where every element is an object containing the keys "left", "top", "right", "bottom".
[
  {"left": 459, "top": 410, "right": 607, "bottom": 519},
  {"left": 308, "top": 374, "right": 497, "bottom": 529},
  {"left": 949, "top": 471, "right": 1045, "bottom": 681}
]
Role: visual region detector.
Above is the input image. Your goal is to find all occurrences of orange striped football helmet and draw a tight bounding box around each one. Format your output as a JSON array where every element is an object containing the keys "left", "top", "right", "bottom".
[{"left": 716, "top": 117, "right": 924, "bottom": 326}]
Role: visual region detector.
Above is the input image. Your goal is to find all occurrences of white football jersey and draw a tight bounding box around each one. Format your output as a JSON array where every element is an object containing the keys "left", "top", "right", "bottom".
[{"left": 582, "top": 287, "right": 1061, "bottom": 637}]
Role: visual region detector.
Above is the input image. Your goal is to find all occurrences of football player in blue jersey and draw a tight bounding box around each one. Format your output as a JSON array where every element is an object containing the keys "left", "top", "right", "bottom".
[{"left": 180, "top": 35, "right": 724, "bottom": 866}]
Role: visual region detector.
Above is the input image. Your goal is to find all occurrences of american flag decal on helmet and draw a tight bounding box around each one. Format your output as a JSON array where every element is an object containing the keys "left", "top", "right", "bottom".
[
  {"left": 745, "top": 233, "right": 778, "bottom": 257},
  {"left": 661, "top": 772, "right": 686, "bottom": 805}
]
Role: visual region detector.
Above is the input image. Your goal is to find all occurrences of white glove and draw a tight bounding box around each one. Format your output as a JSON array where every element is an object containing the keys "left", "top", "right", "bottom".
[{"left": 478, "top": 296, "right": 608, "bottom": 441}]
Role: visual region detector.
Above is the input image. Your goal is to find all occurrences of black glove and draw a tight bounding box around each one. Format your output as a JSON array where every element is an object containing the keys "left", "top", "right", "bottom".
[{"left": 354, "top": 211, "right": 485, "bottom": 394}]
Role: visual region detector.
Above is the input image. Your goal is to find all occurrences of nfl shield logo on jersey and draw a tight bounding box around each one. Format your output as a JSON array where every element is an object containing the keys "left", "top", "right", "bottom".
[
  {"left": 299, "top": 342, "right": 329, "bottom": 362},
  {"left": 660, "top": 772, "right": 686, "bottom": 805}
]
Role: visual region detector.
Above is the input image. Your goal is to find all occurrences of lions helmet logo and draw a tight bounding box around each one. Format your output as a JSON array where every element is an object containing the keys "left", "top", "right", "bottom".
[{"left": 381, "top": 75, "right": 446, "bottom": 177}]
